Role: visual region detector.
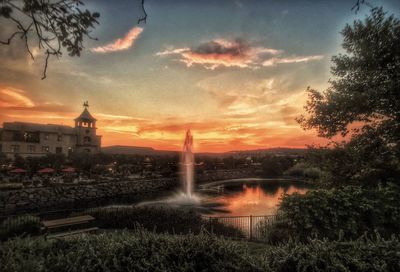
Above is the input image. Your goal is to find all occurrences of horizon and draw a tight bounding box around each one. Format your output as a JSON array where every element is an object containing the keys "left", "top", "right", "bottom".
[{"left": 1, "top": 0, "right": 399, "bottom": 152}]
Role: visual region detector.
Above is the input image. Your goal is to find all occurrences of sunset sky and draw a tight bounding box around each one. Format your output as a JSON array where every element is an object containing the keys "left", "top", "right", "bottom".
[{"left": 1, "top": 0, "right": 399, "bottom": 152}]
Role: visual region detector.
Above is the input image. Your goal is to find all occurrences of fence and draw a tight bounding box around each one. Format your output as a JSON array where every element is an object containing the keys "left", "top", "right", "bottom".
[
  {"left": 204, "top": 214, "right": 278, "bottom": 240},
  {"left": 1, "top": 208, "right": 280, "bottom": 241}
]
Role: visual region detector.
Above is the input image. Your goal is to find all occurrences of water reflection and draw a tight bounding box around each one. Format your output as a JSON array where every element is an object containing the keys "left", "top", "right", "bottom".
[{"left": 206, "top": 181, "right": 308, "bottom": 216}]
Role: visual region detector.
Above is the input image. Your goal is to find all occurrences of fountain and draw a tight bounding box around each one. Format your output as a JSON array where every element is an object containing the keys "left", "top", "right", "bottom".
[
  {"left": 136, "top": 130, "right": 227, "bottom": 213},
  {"left": 181, "top": 129, "right": 194, "bottom": 196}
]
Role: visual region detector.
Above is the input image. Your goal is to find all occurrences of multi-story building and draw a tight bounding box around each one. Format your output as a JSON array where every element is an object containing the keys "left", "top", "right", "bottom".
[{"left": 0, "top": 102, "right": 101, "bottom": 158}]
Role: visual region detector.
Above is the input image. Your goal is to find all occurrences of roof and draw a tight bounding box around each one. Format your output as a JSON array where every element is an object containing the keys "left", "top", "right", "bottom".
[
  {"left": 2, "top": 122, "right": 75, "bottom": 134},
  {"left": 74, "top": 108, "right": 97, "bottom": 122}
]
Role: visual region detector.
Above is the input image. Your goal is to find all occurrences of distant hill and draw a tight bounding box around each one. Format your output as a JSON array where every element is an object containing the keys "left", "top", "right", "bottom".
[
  {"left": 102, "top": 145, "right": 178, "bottom": 156},
  {"left": 102, "top": 145, "right": 306, "bottom": 157}
]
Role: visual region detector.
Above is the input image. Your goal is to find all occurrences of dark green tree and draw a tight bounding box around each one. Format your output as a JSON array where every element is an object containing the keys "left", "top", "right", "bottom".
[{"left": 299, "top": 8, "right": 400, "bottom": 185}]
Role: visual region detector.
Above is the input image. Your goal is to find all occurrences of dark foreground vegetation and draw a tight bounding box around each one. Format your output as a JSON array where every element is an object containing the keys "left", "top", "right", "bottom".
[
  {"left": 262, "top": 185, "right": 400, "bottom": 243},
  {"left": 1, "top": 230, "right": 399, "bottom": 272}
]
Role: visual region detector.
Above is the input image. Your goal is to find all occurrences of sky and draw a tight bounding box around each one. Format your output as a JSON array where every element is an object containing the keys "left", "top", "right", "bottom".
[{"left": 0, "top": 0, "right": 399, "bottom": 152}]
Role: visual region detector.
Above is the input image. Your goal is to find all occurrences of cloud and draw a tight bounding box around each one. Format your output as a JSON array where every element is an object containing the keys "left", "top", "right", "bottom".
[
  {"left": 91, "top": 27, "right": 144, "bottom": 53},
  {"left": 262, "top": 55, "right": 324, "bottom": 66},
  {"left": 0, "top": 87, "right": 35, "bottom": 108},
  {"left": 156, "top": 38, "right": 323, "bottom": 70},
  {"left": 156, "top": 38, "right": 280, "bottom": 69}
]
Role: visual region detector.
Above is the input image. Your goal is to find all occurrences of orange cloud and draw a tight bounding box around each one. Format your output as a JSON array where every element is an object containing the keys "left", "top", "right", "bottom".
[
  {"left": 157, "top": 38, "right": 280, "bottom": 69},
  {"left": 157, "top": 38, "right": 323, "bottom": 70},
  {"left": 0, "top": 87, "right": 35, "bottom": 108},
  {"left": 91, "top": 27, "right": 144, "bottom": 53}
]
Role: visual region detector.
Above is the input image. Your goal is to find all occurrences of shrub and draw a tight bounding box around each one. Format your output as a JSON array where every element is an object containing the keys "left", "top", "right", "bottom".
[
  {"left": 205, "top": 219, "right": 245, "bottom": 239},
  {"left": 85, "top": 206, "right": 245, "bottom": 238},
  {"left": 0, "top": 230, "right": 261, "bottom": 272},
  {"left": 85, "top": 206, "right": 203, "bottom": 234},
  {"left": 303, "top": 167, "right": 322, "bottom": 179},
  {"left": 263, "top": 184, "right": 400, "bottom": 242},
  {"left": 263, "top": 235, "right": 400, "bottom": 272},
  {"left": 284, "top": 163, "right": 323, "bottom": 180},
  {"left": 0, "top": 215, "right": 41, "bottom": 240},
  {"left": 1, "top": 230, "right": 398, "bottom": 272}
]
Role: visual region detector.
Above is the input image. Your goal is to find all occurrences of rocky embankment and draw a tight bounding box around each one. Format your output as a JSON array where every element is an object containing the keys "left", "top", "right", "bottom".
[{"left": 0, "top": 169, "right": 258, "bottom": 215}]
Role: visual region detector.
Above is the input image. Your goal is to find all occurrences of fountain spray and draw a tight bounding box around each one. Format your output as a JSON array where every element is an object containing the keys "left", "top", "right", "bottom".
[{"left": 181, "top": 129, "right": 194, "bottom": 196}]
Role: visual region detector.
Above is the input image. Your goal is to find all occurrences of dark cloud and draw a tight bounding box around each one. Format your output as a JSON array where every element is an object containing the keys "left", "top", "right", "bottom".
[{"left": 193, "top": 38, "right": 249, "bottom": 57}]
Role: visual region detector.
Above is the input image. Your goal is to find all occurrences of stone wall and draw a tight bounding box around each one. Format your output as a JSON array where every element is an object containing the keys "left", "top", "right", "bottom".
[
  {"left": 0, "top": 178, "right": 178, "bottom": 215},
  {"left": 0, "top": 169, "right": 259, "bottom": 215},
  {"left": 197, "top": 168, "right": 261, "bottom": 183}
]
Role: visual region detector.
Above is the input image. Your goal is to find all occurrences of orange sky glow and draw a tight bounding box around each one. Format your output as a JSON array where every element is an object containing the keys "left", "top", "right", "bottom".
[{"left": 4, "top": 1, "right": 378, "bottom": 153}]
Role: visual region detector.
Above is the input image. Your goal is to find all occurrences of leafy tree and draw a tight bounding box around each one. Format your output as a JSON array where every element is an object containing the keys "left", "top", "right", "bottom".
[
  {"left": 261, "top": 155, "right": 294, "bottom": 177},
  {"left": 298, "top": 8, "right": 399, "bottom": 141},
  {"left": 298, "top": 8, "right": 400, "bottom": 185}
]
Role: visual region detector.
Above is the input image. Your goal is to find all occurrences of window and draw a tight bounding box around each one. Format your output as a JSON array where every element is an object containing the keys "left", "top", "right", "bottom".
[
  {"left": 57, "top": 135, "right": 62, "bottom": 141},
  {"left": 24, "top": 132, "right": 40, "bottom": 143},
  {"left": 56, "top": 147, "right": 62, "bottom": 154},
  {"left": 42, "top": 146, "right": 50, "bottom": 153},
  {"left": 83, "top": 136, "right": 91, "bottom": 143},
  {"left": 28, "top": 145, "right": 36, "bottom": 153},
  {"left": 11, "top": 145, "right": 20, "bottom": 153}
]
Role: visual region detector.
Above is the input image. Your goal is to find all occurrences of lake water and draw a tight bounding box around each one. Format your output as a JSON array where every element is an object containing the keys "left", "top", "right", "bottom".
[{"left": 199, "top": 178, "right": 309, "bottom": 216}]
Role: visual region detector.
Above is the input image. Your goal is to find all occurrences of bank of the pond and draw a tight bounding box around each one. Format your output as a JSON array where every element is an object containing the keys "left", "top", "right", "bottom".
[{"left": 0, "top": 169, "right": 258, "bottom": 215}]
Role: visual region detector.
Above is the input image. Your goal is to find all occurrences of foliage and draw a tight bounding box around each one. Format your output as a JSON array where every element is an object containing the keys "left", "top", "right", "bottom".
[
  {"left": 304, "top": 136, "right": 400, "bottom": 186},
  {"left": 0, "top": 215, "right": 41, "bottom": 241},
  {"left": 1, "top": 230, "right": 399, "bottom": 272},
  {"left": 85, "top": 206, "right": 203, "bottom": 234},
  {"left": 205, "top": 218, "right": 245, "bottom": 239},
  {"left": 0, "top": 230, "right": 259, "bottom": 272},
  {"left": 261, "top": 155, "right": 295, "bottom": 177},
  {"left": 298, "top": 8, "right": 400, "bottom": 140},
  {"left": 297, "top": 8, "right": 400, "bottom": 186},
  {"left": 262, "top": 235, "right": 400, "bottom": 272},
  {"left": 0, "top": 0, "right": 100, "bottom": 79},
  {"left": 85, "top": 206, "right": 244, "bottom": 238},
  {"left": 263, "top": 185, "right": 400, "bottom": 242},
  {"left": 284, "top": 162, "right": 323, "bottom": 180}
]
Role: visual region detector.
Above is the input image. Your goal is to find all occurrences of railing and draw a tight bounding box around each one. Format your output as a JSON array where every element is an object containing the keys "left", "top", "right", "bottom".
[
  {"left": 204, "top": 214, "right": 278, "bottom": 240},
  {"left": 1, "top": 208, "right": 280, "bottom": 241}
]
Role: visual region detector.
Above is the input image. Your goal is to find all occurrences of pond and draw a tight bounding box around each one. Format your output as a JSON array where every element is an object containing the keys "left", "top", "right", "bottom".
[{"left": 199, "top": 178, "right": 310, "bottom": 216}]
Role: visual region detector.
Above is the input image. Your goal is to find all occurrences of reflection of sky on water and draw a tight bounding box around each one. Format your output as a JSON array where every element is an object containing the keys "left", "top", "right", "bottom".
[{"left": 209, "top": 183, "right": 308, "bottom": 216}]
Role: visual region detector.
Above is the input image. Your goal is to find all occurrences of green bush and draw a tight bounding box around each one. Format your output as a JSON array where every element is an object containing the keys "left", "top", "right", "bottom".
[
  {"left": 0, "top": 215, "right": 41, "bottom": 240},
  {"left": 263, "top": 185, "right": 400, "bottom": 242},
  {"left": 85, "top": 206, "right": 203, "bottom": 234},
  {"left": 0, "top": 230, "right": 260, "bottom": 272},
  {"left": 85, "top": 206, "right": 245, "bottom": 238},
  {"left": 205, "top": 219, "right": 245, "bottom": 239},
  {"left": 1, "top": 230, "right": 398, "bottom": 272},
  {"left": 284, "top": 163, "right": 323, "bottom": 180},
  {"left": 263, "top": 235, "right": 400, "bottom": 272}
]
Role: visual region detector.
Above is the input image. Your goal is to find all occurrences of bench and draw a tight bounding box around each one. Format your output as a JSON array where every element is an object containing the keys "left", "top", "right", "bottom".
[
  {"left": 46, "top": 227, "right": 99, "bottom": 239},
  {"left": 41, "top": 215, "right": 98, "bottom": 239}
]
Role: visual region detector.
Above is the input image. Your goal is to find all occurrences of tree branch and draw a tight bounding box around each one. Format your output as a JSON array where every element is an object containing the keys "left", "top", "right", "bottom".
[{"left": 137, "top": 0, "right": 147, "bottom": 24}]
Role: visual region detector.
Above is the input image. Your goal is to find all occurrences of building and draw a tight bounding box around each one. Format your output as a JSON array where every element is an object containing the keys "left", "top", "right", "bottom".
[{"left": 0, "top": 102, "right": 101, "bottom": 158}]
